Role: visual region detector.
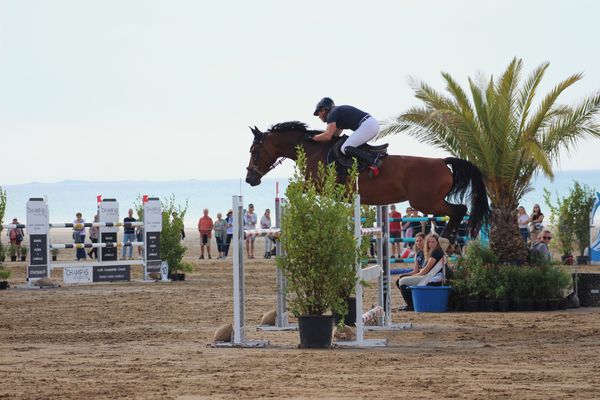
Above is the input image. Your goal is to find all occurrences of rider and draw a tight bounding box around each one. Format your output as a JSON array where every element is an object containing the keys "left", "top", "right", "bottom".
[{"left": 311, "top": 97, "right": 382, "bottom": 172}]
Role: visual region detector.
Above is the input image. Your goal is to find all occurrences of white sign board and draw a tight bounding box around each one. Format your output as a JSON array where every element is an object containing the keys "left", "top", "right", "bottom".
[
  {"left": 63, "top": 266, "right": 93, "bottom": 284},
  {"left": 144, "top": 199, "right": 162, "bottom": 232},
  {"left": 26, "top": 200, "right": 49, "bottom": 235}
]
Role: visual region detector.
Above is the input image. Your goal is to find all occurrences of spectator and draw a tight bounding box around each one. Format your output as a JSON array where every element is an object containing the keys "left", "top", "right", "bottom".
[
  {"left": 122, "top": 209, "right": 136, "bottom": 260},
  {"left": 73, "top": 212, "right": 86, "bottom": 261},
  {"left": 529, "top": 204, "right": 544, "bottom": 242},
  {"left": 261, "top": 209, "right": 274, "bottom": 258},
  {"left": 389, "top": 205, "right": 402, "bottom": 258},
  {"left": 531, "top": 229, "right": 552, "bottom": 262},
  {"left": 433, "top": 215, "right": 446, "bottom": 235},
  {"left": 408, "top": 209, "right": 425, "bottom": 247},
  {"left": 224, "top": 210, "right": 233, "bottom": 257},
  {"left": 394, "top": 232, "right": 426, "bottom": 311},
  {"left": 198, "top": 208, "right": 214, "bottom": 259},
  {"left": 396, "top": 233, "right": 446, "bottom": 311},
  {"left": 213, "top": 212, "right": 227, "bottom": 259},
  {"left": 517, "top": 206, "right": 529, "bottom": 244},
  {"left": 244, "top": 203, "right": 257, "bottom": 259},
  {"left": 402, "top": 207, "right": 413, "bottom": 248},
  {"left": 135, "top": 210, "right": 144, "bottom": 259},
  {"left": 172, "top": 212, "right": 185, "bottom": 241},
  {"left": 7, "top": 218, "right": 25, "bottom": 253},
  {"left": 88, "top": 214, "right": 99, "bottom": 259}
]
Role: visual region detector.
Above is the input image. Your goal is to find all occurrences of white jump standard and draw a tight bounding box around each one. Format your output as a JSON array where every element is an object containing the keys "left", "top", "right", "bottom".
[{"left": 24, "top": 197, "right": 163, "bottom": 287}]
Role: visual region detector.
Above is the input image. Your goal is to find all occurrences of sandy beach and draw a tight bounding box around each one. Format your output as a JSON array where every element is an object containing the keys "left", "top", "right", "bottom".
[{"left": 1, "top": 229, "right": 600, "bottom": 399}]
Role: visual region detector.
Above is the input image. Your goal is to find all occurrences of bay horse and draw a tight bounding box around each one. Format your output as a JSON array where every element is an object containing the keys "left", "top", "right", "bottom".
[{"left": 245, "top": 121, "right": 490, "bottom": 238}]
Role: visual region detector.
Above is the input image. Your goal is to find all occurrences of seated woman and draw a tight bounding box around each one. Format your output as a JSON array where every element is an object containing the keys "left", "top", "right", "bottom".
[{"left": 395, "top": 233, "right": 446, "bottom": 311}]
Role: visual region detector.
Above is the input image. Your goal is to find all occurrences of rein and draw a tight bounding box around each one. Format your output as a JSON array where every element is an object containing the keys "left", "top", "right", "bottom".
[{"left": 247, "top": 134, "right": 287, "bottom": 178}]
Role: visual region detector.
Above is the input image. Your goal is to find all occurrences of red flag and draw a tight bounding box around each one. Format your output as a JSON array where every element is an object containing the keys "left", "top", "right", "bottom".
[
  {"left": 97, "top": 195, "right": 102, "bottom": 203},
  {"left": 142, "top": 195, "right": 149, "bottom": 203}
]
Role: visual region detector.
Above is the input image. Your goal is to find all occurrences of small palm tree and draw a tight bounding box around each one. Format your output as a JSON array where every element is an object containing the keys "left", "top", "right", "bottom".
[{"left": 381, "top": 58, "right": 600, "bottom": 262}]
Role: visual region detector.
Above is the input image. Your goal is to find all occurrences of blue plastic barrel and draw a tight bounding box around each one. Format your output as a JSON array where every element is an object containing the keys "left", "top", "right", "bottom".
[{"left": 409, "top": 286, "right": 452, "bottom": 312}]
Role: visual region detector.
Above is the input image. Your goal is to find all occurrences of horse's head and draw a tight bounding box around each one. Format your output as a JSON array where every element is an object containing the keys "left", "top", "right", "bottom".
[
  {"left": 245, "top": 121, "right": 321, "bottom": 186},
  {"left": 245, "top": 126, "right": 279, "bottom": 186}
]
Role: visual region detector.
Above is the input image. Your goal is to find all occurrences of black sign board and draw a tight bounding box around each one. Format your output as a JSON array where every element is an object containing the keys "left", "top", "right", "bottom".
[
  {"left": 28, "top": 265, "right": 48, "bottom": 279},
  {"left": 92, "top": 265, "right": 130, "bottom": 282},
  {"left": 146, "top": 232, "right": 160, "bottom": 260},
  {"left": 101, "top": 232, "right": 118, "bottom": 261},
  {"left": 29, "top": 234, "right": 48, "bottom": 265}
]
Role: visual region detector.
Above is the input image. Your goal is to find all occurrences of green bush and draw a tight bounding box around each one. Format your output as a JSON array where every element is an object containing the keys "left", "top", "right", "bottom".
[
  {"left": 0, "top": 268, "right": 10, "bottom": 281},
  {"left": 568, "top": 181, "right": 595, "bottom": 256},
  {"left": 276, "top": 148, "right": 359, "bottom": 317},
  {"left": 160, "top": 195, "right": 192, "bottom": 275},
  {"left": 7, "top": 245, "right": 18, "bottom": 257},
  {"left": 452, "top": 242, "right": 571, "bottom": 301}
]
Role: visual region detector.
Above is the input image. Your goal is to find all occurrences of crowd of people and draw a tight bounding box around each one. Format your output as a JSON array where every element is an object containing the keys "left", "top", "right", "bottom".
[
  {"left": 194, "top": 203, "right": 275, "bottom": 260},
  {"left": 3, "top": 202, "right": 554, "bottom": 264}
]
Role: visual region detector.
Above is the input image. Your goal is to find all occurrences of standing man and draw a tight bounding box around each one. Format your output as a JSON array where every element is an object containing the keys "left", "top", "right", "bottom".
[
  {"left": 244, "top": 203, "right": 257, "bottom": 259},
  {"left": 260, "top": 208, "right": 273, "bottom": 258},
  {"left": 198, "top": 208, "right": 213, "bottom": 260},
  {"left": 311, "top": 97, "right": 382, "bottom": 175},
  {"left": 122, "top": 209, "right": 137, "bottom": 260},
  {"left": 389, "top": 205, "right": 402, "bottom": 258},
  {"left": 73, "top": 212, "right": 86, "bottom": 261}
]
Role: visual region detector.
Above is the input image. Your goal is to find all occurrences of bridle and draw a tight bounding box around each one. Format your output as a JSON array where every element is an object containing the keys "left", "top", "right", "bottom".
[{"left": 247, "top": 133, "right": 286, "bottom": 178}]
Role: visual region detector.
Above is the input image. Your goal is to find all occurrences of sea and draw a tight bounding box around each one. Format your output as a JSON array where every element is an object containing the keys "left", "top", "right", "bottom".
[{"left": 2, "top": 171, "right": 600, "bottom": 226}]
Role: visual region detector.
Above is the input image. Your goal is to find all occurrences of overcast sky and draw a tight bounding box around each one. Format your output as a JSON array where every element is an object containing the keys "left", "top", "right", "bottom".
[{"left": 2, "top": 0, "right": 600, "bottom": 185}]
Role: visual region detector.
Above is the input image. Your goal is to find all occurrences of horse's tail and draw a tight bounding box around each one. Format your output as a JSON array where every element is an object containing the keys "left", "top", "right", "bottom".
[{"left": 444, "top": 157, "right": 491, "bottom": 237}]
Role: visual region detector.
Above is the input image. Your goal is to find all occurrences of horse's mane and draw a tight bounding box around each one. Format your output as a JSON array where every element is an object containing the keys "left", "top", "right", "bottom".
[
  {"left": 268, "top": 121, "right": 321, "bottom": 135},
  {"left": 269, "top": 121, "right": 308, "bottom": 133}
]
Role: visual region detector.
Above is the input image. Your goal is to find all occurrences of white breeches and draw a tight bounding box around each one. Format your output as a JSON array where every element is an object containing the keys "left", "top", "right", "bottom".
[{"left": 341, "top": 116, "right": 380, "bottom": 154}]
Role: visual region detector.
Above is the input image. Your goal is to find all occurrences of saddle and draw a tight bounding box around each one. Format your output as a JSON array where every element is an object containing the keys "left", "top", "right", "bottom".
[{"left": 326, "top": 135, "right": 389, "bottom": 177}]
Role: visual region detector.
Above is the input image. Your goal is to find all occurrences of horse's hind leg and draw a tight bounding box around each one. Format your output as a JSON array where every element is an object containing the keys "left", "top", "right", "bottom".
[{"left": 442, "top": 202, "right": 467, "bottom": 239}]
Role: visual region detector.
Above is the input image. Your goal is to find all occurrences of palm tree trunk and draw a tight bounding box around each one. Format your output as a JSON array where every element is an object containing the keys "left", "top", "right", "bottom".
[{"left": 489, "top": 206, "right": 528, "bottom": 263}]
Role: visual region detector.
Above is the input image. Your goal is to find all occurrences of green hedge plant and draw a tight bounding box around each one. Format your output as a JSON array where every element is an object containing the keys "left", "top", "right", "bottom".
[{"left": 276, "top": 148, "right": 359, "bottom": 318}]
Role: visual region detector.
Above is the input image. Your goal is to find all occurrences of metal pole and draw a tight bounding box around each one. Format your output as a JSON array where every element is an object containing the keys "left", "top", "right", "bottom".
[
  {"left": 354, "top": 195, "right": 363, "bottom": 344},
  {"left": 232, "top": 195, "right": 245, "bottom": 345}
]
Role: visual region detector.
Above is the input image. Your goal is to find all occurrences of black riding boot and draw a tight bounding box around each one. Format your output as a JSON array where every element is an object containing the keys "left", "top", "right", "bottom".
[
  {"left": 344, "top": 146, "right": 383, "bottom": 168},
  {"left": 399, "top": 284, "right": 414, "bottom": 311}
]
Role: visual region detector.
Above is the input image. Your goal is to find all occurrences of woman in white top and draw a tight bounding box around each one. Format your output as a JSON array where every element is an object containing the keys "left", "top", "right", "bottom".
[{"left": 517, "top": 206, "right": 529, "bottom": 244}]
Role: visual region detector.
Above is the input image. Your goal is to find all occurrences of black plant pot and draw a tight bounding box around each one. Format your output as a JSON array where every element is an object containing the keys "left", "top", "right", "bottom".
[
  {"left": 333, "top": 297, "right": 357, "bottom": 326},
  {"left": 522, "top": 298, "right": 535, "bottom": 311},
  {"left": 534, "top": 298, "right": 548, "bottom": 311},
  {"left": 0, "top": 281, "right": 8, "bottom": 290},
  {"left": 547, "top": 298, "right": 560, "bottom": 311},
  {"left": 169, "top": 273, "right": 186, "bottom": 281},
  {"left": 466, "top": 298, "right": 481, "bottom": 312},
  {"left": 10, "top": 256, "right": 17, "bottom": 262},
  {"left": 576, "top": 255, "right": 589, "bottom": 265},
  {"left": 52, "top": 256, "right": 57, "bottom": 261},
  {"left": 297, "top": 315, "right": 334, "bottom": 349},
  {"left": 20, "top": 256, "right": 26, "bottom": 261},
  {"left": 484, "top": 299, "right": 496, "bottom": 312},
  {"left": 558, "top": 298, "right": 568, "bottom": 310},
  {"left": 496, "top": 299, "right": 509, "bottom": 312}
]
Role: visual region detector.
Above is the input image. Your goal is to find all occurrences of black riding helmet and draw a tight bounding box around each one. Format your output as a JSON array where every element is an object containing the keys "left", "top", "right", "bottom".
[{"left": 313, "top": 97, "right": 335, "bottom": 116}]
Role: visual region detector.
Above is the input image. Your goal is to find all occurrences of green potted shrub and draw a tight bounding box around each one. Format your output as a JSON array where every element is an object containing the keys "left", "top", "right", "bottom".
[
  {"left": 51, "top": 248, "right": 59, "bottom": 261},
  {"left": 567, "top": 181, "right": 595, "bottom": 264},
  {"left": 0, "top": 242, "right": 5, "bottom": 263},
  {"left": 159, "top": 195, "right": 190, "bottom": 280},
  {"left": 20, "top": 245, "right": 28, "bottom": 262},
  {"left": 276, "top": 149, "right": 359, "bottom": 348},
  {"left": 0, "top": 268, "right": 10, "bottom": 289},
  {"left": 8, "top": 244, "right": 18, "bottom": 262},
  {"left": 544, "top": 189, "right": 574, "bottom": 264}
]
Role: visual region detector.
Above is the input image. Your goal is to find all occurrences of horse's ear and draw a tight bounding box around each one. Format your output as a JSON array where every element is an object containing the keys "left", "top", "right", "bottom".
[{"left": 250, "top": 125, "right": 263, "bottom": 139}]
